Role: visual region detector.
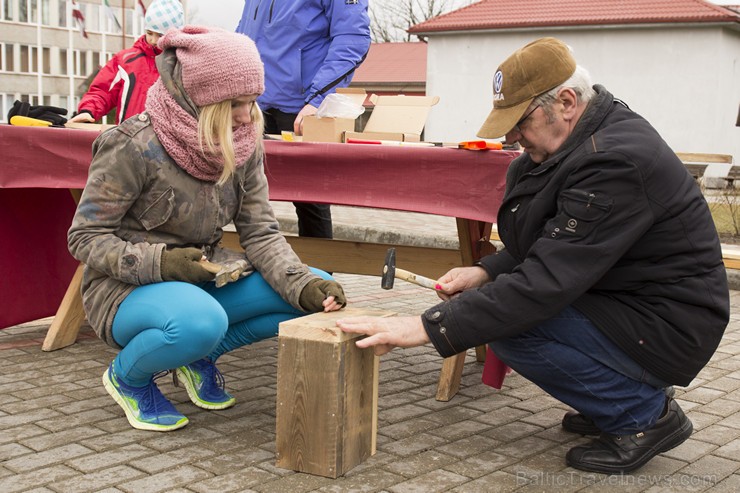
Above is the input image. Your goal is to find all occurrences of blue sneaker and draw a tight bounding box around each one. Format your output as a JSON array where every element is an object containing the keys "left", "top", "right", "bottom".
[
  {"left": 103, "top": 364, "right": 188, "bottom": 432},
  {"left": 174, "top": 358, "right": 236, "bottom": 410}
]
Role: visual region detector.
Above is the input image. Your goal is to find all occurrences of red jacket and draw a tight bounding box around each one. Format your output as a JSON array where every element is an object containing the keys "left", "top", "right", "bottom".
[{"left": 77, "top": 35, "right": 160, "bottom": 124}]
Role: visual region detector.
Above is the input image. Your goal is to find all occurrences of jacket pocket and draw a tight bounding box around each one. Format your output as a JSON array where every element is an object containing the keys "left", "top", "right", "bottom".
[
  {"left": 561, "top": 189, "right": 612, "bottom": 221},
  {"left": 137, "top": 187, "right": 175, "bottom": 230},
  {"left": 546, "top": 189, "right": 613, "bottom": 240}
]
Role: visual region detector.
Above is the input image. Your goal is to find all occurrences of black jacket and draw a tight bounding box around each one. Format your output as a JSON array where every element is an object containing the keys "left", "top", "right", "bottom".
[{"left": 423, "top": 86, "right": 729, "bottom": 386}]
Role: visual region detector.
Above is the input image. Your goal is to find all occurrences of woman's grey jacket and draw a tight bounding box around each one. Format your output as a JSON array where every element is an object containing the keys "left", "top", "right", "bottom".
[{"left": 68, "top": 114, "right": 317, "bottom": 348}]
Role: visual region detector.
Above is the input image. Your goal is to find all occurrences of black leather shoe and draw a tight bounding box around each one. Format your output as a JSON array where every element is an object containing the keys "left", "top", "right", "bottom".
[
  {"left": 565, "top": 398, "right": 692, "bottom": 474},
  {"left": 562, "top": 386, "right": 675, "bottom": 436},
  {"left": 562, "top": 411, "right": 601, "bottom": 435}
]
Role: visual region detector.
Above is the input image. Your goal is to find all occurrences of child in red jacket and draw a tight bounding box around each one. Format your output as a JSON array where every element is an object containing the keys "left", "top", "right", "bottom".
[{"left": 69, "top": 0, "right": 184, "bottom": 124}]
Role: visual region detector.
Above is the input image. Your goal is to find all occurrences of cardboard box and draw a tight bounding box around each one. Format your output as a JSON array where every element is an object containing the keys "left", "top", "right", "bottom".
[
  {"left": 344, "top": 94, "right": 440, "bottom": 143},
  {"left": 302, "top": 88, "right": 367, "bottom": 143}
]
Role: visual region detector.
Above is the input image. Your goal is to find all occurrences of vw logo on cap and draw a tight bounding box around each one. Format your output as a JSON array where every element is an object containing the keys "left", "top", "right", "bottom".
[{"left": 493, "top": 70, "right": 503, "bottom": 95}]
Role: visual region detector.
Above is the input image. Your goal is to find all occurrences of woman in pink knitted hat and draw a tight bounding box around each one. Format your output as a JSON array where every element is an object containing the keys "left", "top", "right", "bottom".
[{"left": 68, "top": 26, "right": 346, "bottom": 432}]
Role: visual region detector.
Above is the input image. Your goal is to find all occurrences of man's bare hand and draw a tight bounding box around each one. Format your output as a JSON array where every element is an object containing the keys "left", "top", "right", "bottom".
[
  {"left": 435, "top": 266, "right": 490, "bottom": 301},
  {"left": 336, "top": 315, "right": 429, "bottom": 356},
  {"left": 293, "top": 103, "right": 318, "bottom": 135}
]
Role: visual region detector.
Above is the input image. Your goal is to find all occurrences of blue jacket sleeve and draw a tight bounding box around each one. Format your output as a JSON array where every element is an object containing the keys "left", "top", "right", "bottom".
[{"left": 304, "top": 0, "right": 371, "bottom": 108}]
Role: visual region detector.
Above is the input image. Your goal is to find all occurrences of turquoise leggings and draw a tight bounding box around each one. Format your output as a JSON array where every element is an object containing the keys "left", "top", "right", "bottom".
[{"left": 111, "top": 269, "right": 330, "bottom": 386}]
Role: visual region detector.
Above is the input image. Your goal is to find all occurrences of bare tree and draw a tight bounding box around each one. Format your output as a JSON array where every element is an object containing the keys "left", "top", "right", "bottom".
[{"left": 370, "top": 0, "right": 475, "bottom": 42}]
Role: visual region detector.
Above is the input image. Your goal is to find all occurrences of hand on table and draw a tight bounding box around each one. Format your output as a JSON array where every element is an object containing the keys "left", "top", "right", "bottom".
[
  {"left": 293, "top": 103, "right": 318, "bottom": 136},
  {"left": 336, "top": 315, "right": 429, "bottom": 356},
  {"left": 69, "top": 112, "right": 95, "bottom": 123},
  {"left": 435, "top": 266, "right": 491, "bottom": 301}
]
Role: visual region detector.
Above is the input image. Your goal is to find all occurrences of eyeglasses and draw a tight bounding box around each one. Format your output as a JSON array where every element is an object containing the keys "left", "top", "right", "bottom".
[{"left": 512, "top": 105, "right": 540, "bottom": 133}]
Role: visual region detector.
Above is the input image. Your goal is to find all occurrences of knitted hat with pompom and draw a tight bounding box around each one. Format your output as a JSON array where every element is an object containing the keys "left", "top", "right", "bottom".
[{"left": 158, "top": 25, "right": 264, "bottom": 107}]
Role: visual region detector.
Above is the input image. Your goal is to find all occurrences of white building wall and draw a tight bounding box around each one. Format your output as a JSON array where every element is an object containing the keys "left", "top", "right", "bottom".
[{"left": 424, "top": 26, "right": 740, "bottom": 162}]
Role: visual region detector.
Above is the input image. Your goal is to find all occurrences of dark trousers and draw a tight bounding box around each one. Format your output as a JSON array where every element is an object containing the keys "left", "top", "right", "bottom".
[
  {"left": 491, "top": 306, "right": 667, "bottom": 434},
  {"left": 263, "top": 108, "right": 333, "bottom": 239}
]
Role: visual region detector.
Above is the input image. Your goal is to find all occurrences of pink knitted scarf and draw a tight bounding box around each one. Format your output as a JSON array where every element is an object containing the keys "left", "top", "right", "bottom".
[{"left": 146, "top": 79, "right": 256, "bottom": 183}]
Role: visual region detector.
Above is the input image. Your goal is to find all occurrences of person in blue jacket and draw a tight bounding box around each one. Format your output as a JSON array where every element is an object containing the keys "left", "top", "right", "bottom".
[{"left": 236, "top": 0, "right": 371, "bottom": 240}]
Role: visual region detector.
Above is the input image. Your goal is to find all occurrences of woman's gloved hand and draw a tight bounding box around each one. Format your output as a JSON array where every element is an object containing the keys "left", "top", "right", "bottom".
[
  {"left": 299, "top": 279, "right": 347, "bottom": 312},
  {"left": 161, "top": 247, "right": 215, "bottom": 283}
]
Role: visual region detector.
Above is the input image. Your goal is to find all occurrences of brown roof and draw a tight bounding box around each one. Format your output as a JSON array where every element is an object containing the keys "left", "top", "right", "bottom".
[
  {"left": 409, "top": 0, "right": 740, "bottom": 34},
  {"left": 352, "top": 42, "right": 427, "bottom": 84}
]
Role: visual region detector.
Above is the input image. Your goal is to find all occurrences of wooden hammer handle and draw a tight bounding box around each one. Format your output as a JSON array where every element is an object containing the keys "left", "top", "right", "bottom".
[
  {"left": 199, "top": 259, "right": 223, "bottom": 274},
  {"left": 395, "top": 268, "right": 437, "bottom": 290}
]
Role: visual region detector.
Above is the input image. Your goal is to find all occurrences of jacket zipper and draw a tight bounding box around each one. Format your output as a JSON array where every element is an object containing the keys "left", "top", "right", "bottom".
[
  {"left": 254, "top": 1, "right": 275, "bottom": 22},
  {"left": 306, "top": 49, "right": 370, "bottom": 104}
]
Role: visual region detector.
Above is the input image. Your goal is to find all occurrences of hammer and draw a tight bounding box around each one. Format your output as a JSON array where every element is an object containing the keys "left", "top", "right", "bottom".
[
  {"left": 199, "top": 259, "right": 245, "bottom": 288},
  {"left": 381, "top": 247, "right": 437, "bottom": 290}
]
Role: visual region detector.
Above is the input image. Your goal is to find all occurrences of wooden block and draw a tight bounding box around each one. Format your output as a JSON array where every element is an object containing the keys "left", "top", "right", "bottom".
[{"left": 276, "top": 308, "right": 392, "bottom": 478}]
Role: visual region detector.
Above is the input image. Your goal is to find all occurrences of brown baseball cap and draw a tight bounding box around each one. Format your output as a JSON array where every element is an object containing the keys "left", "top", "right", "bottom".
[{"left": 477, "top": 37, "right": 576, "bottom": 139}]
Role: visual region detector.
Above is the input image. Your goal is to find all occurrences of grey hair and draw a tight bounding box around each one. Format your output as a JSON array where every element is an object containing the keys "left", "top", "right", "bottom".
[{"left": 533, "top": 65, "right": 595, "bottom": 114}]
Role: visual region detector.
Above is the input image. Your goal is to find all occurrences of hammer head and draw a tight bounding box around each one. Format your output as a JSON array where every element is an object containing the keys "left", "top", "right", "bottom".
[{"left": 381, "top": 248, "right": 396, "bottom": 290}]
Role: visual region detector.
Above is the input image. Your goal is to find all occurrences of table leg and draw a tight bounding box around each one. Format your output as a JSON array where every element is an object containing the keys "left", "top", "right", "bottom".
[
  {"left": 435, "top": 218, "right": 496, "bottom": 401},
  {"left": 42, "top": 263, "right": 85, "bottom": 351},
  {"left": 436, "top": 352, "right": 467, "bottom": 401}
]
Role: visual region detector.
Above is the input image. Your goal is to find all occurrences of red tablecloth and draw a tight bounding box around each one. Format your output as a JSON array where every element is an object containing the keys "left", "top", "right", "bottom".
[{"left": 0, "top": 124, "right": 515, "bottom": 329}]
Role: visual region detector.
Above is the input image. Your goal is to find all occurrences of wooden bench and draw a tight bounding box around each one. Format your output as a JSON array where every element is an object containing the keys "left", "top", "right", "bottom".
[
  {"left": 727, "top": 165, "right": 740, "bottom": 188},
  {"left": 676, "top": 152, "right": 735, "bottom": 186}
]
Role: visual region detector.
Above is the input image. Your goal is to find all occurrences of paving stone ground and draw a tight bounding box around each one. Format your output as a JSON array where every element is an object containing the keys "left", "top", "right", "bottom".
[
  {"left": 2, "top": 204, "right": 739, "bottom": 492},
  {"left": 1, "top": 274, "right": 739, "bottom": 493}
]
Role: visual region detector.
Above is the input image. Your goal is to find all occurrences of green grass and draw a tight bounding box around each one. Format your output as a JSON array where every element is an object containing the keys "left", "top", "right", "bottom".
[{"left": 706, "top": 191, "right": 740, "bottom": 241}]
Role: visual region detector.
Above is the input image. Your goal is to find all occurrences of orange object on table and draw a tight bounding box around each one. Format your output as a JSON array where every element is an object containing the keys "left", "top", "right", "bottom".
[{"left": 459, "top": 140, "right": 503, "bottom": 151}]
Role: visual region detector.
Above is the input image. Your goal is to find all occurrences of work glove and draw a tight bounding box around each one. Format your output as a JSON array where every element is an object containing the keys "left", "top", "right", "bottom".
[
  {"left": 299, "top": 279, "right": 347, "bottom": 312},
  {"left": 7, "top": 100, "right": 68, "bottom": 126},
  {"left": 160, "top": 247, "right": 215, "bottom": 284}
]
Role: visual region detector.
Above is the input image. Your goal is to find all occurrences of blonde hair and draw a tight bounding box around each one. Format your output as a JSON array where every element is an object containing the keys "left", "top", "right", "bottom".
[{"left": 197, "top": 99, "right": 264, "bottom": 185}]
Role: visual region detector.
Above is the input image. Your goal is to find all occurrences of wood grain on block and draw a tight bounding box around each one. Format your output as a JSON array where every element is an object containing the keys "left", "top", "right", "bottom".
[{"left": 276, "top": 308, "right": 393, "bottom": 478}]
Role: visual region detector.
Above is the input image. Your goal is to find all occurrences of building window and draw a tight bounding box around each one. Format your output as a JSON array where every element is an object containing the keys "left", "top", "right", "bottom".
[
  {"left": 0, "top": 43, "right": 14, "bottom": 72},
  {"left": 41, "top": 0, "right": 49, "bottom": 24},
  {"left": 60, "top": 48, "right": 67, "bottom": 75},
  {"left": 30, "top": 0, "right": 38, "bottom": 23},
  {"left": 19, "top": 45, "right": 39, "bottom": 73},
  {"left": 2, "top": 0, "right": 13, "bottom": 21},
  {"left": 125, "top": 7, "right": 134, "bottom": 35},
  {"left": 1, "top": 94, "right": 12, "bottom": 123},
  {"left": 86, "top": 3, "right": 99, "bottom": 32},
  {"left": 70, "top": 49, "right": 88, "bottom": 76},
  {"left": 20, "top": 94, "right": 40, "bottom": 105},
  {"left": 42, "top": 46, "right": 50, "bottom": 74},
  {"left": 19, "top": 0, "right": 40, "bottom": 23},
  {"left": 58, "top": 0, "right": 66, "bottom": 27}
]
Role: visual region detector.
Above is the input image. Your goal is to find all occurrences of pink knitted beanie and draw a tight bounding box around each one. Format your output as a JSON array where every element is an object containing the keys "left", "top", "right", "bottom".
[{"left": 158, "top": 25, "right": 264, "bottom": 107}]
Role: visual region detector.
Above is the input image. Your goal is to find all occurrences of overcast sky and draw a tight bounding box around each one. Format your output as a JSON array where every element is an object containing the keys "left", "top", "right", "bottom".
[
  {"left": 187, "top": 0, "right": 477, "bottom": 31},
  {"left": 187, "top": 0, "right": 738, "bottom": 32}
]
